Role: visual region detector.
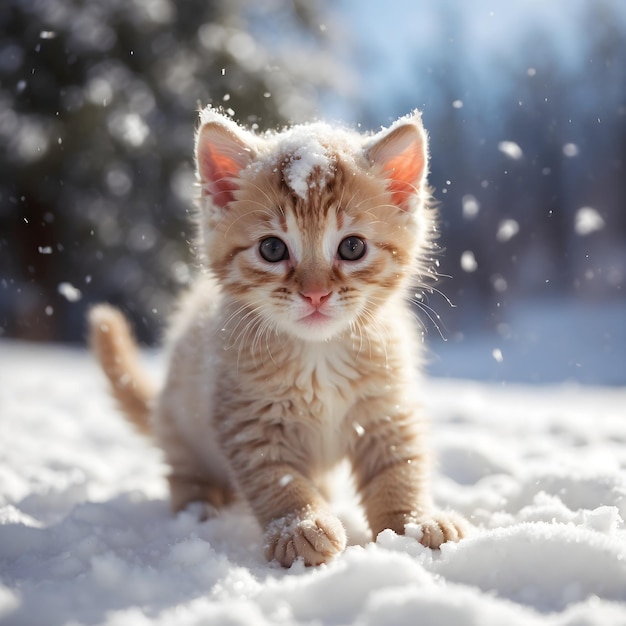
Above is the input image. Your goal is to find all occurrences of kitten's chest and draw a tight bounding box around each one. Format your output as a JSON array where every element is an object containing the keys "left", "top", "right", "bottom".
[
  {"left": 292, "top": 347, "right": 353, "bottom": 405},
  {"left": 280, "top": 344, "right": 366, "bottom": 463},
  {"left": 222, "top": 335, "right": 392, "bottom": 466}
]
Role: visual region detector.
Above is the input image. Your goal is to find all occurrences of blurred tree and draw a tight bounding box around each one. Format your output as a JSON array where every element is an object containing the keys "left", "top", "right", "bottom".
[{"left": 0, "top": 0, "right": 344, "bottom": 342}]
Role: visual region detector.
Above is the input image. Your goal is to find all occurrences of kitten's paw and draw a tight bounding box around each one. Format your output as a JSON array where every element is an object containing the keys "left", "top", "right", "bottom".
[
  {"left": 265, "top": 512, "right": 347, "bottom": 567},
  {"left": 409, "top": 511, "right": 469, "bottom": 549}
]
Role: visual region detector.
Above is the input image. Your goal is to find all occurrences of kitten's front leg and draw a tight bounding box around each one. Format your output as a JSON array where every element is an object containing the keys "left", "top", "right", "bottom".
[
  {"left": 219, "top": 419, "right": 346, "bottom": 567},
  {"left": 347, "top": 398, "right": 468, "bottom": 548}
]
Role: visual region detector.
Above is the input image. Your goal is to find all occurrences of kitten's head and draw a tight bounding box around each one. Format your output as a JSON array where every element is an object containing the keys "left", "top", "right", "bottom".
[{"left": 194, "top": 107, "right": 436, "bottom": 342}]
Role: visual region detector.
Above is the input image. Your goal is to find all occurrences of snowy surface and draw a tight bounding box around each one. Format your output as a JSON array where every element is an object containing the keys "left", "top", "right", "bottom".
[
  {"left": 428, "top": 300, "right": 626, "bottom": 386},
  {"left": 1, "top": 341, "right": 626, "bottom": 625}
]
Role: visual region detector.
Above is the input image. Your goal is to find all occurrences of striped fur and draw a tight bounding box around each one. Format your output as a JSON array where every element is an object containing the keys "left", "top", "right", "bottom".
[{"left": 89, "top": 108, "right": 467, "bottom": 567}]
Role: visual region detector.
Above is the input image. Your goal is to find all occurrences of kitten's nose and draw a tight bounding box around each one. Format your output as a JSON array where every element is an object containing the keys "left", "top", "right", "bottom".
[{"left": 300, "top": 290, "right": 332, "bottom": 309}]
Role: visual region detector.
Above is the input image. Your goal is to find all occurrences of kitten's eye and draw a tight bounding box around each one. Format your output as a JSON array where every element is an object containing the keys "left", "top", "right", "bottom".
[
  {"left": 259, "top": 237, "right": 289, "bottom": 263},
  {"left": 338, "top": 236, "right": 367, "bottom": 261}
]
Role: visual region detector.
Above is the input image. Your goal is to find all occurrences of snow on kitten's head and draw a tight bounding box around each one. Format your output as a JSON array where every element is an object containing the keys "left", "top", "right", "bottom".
[{"left": 194, "top": 107, "right": 434, "bottom": 342}]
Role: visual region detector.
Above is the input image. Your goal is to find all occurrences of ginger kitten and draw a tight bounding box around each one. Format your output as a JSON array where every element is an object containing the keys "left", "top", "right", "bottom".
[{"left": 89, "top": 107, "right": 467, "bottom": 567}]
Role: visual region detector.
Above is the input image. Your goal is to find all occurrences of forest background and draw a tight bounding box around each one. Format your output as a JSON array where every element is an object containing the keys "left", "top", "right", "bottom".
[{"left": 1, "top": 0, "right": 624, "bottom": 385}]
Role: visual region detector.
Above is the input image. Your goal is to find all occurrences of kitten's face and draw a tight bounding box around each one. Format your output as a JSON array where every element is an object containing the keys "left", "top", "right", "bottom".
[
  {"left": 208, "top": 160, "right": 420, "bottom": 342},
  {"left": 195, "top": 110, "right": 431, "bottom": 343}
]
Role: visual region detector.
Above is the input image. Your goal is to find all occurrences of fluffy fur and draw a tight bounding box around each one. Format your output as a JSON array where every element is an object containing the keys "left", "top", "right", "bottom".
[{"left": 89, "top": 108, "right": 467, "bottom": 567}]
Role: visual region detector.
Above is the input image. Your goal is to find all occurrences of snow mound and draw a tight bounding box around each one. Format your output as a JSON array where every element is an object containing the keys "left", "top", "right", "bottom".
[{"left": 1, "top": 342, "right": 625, "bottom": 625}]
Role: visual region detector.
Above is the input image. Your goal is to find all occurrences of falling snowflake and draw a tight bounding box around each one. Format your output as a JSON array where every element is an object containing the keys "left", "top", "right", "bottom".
[
  {"left": 460, "top": 250, "right": 478, "bottom": 272},
  {"left": 498, "top": 141, "right": 523, "bottom": 160},
  {"left": 58, "top": 282, "right": 82, "bottom": 302},
  {"left": 462, "top": 194, "right": 480, "bottom": 219},
  {"left": 496, "top": 219, "right": 520, "bottom": 242},
  {"left": 575, "top": 207, "right": 605, "bottom": 236}
]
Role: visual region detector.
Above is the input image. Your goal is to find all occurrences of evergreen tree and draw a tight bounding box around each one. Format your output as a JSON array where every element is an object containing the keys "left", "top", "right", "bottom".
[{"left": 0, "top": 0, "right": 341, "bottom": 342}]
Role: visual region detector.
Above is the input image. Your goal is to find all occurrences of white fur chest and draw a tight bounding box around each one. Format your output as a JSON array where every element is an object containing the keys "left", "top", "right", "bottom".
[
  {"left": 287, "top": 343, "right": 360, "bottom": 467},
  {"left": 217, "top": 328, "right": 387, "bottom": 471}
]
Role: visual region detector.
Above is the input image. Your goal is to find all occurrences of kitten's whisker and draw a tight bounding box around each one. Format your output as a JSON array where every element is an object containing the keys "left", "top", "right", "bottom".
[
  {"left": 204, "top": 175, "right": 277, "bottom": 214},
  {"left": 251, "top": 314, "right": 273, "bottom": 358},
  {"left": 349, "top": 319, "right": 365, "bottom": 360},
  {"left": 261, "top": 318, "right": 280, "bottom": 368},
  {"left": 240, "top": 179, "right": 279, "bottom": 209},
  {"left": 230, "top": 199, "right": 275, "bottom": 218},
  {"left": 226, "top": 305, "right": 273, "bottom": 369},
  {"left": 222, "top": 302, "right": 254, "bottom": 329},
  {"left": 357, "top": 305, "right": 389, "bottom": 366},
  {"left": 353, "top": 190, "right": 396, "bottom": 211},
  {"left": 224, "top": 305, "right": 260, "bottom": 348},
  {"left": 223, "top": 208, "right": 275, "bottom": 237},
  {"left": 237, "top": 315, "right": 266, "bottom": 370},
  {"left": 415, "top": 285, "right": 456, "bottom": 309},
  {"left": 410, "top": 299, "right": 448, "bottom": 341}
]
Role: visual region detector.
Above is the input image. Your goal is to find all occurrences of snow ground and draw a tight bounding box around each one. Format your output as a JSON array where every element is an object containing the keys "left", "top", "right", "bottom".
[
  {"left": 427, "top": 300, "right": 626, "bottom": 386},
  {"left": 1, "top": 340, "right": 626, "bottom": 626}
]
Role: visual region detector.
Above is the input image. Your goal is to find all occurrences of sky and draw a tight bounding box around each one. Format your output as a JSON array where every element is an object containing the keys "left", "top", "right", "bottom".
[{"left": 330, "top": 0, "right": 626, "bottom": 125}]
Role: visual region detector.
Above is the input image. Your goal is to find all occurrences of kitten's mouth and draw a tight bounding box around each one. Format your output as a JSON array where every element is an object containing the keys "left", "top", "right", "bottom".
[
  {"left": 300, "top": 310, "right": 332, "bottom": 325},
  {"left": 289, "top": 309, "right": 345, "bottom": 341}
]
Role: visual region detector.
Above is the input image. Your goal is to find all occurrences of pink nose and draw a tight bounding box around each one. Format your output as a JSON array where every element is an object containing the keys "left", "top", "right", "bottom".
[{"left": 300, "top": 290, "right": 332, "bottom": 309}]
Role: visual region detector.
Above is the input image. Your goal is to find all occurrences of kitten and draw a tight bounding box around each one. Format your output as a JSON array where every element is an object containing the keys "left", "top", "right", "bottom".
[{"left": 89, "top": 107, "right": 468, "bottom": 567}]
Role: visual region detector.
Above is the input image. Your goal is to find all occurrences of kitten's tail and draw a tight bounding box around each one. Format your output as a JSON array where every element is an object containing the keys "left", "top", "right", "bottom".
[{"left": 88, "top": 304, "right": 156, "bottom": 436}]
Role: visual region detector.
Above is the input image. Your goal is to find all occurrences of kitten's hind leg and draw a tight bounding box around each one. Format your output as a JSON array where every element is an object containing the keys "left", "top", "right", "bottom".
[
  {"left": 168, "top": 474, "right": 236, "bottom": 519},
  {"left": 155, "top": 404, "right": 235, "bottom": 519}
]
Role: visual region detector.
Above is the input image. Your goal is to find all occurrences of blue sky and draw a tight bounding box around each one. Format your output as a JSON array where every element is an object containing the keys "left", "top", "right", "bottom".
[{"left": 328, "top": 0, "right": 626, "bottom": 125}]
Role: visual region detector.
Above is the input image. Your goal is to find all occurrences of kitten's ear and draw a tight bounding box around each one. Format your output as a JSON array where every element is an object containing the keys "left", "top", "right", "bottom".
[
  {"left": 366, "top": 113, "right": 428, "bottom": 211},
  {"left": 195, "top": 109, "right": 255, "bottom": 209}
]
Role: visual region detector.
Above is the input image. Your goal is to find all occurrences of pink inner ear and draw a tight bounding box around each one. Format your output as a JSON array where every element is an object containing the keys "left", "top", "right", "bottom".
[
  {"left": 197, "top": 124, "right": 252, "bottom": 209},
  {"left": 368, "top": 122, "right": 427, "bottom": 211},
  {"left": 383, "top": 150, "right": 425, "bottom": 209},
  {"left": 198, "top": 145, "right": 240, "bottom": 209}
]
